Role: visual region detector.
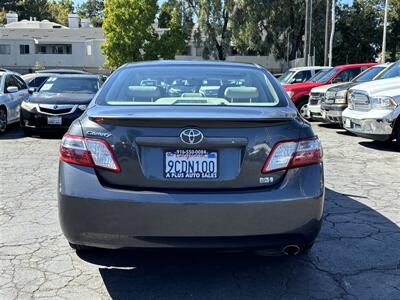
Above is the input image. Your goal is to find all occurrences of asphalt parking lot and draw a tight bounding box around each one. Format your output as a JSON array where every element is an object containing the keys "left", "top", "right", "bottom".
[{"left": 0, "top": 123, "right": 399, "bottom": 300}]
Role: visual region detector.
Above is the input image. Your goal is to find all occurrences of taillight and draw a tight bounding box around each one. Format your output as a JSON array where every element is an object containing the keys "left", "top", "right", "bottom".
[
  {"left": 60, "top": 134, "right": 120, "bottom": 173},
  {"left": 262, "top": 137, "right": 322, "bottom": 174}
]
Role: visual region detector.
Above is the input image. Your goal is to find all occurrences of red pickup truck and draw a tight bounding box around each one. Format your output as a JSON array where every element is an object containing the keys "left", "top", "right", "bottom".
[{"left": 284, "top": 63, "right": 377, "bottom": 116}]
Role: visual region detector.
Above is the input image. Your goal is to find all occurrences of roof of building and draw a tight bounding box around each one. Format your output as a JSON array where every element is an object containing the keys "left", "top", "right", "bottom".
[
  {"left": 5, "top": 19, "right": 68, "bottom": 29},
  {"left": 0, "top": 27, "right": 103, "bottom": 43}
]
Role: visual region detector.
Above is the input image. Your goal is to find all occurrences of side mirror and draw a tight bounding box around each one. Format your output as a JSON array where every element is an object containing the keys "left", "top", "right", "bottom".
[
  {"left": 7, "top": 86, "right": 18, "bottom": 93},
  {"left": 28, "top": 87, "right": 37, "bottom": 94}
]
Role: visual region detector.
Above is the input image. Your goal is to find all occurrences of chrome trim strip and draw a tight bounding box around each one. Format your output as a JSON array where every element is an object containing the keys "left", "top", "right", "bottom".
[{"left": 37, "top": 104, "right": 78, "bottom": 116}]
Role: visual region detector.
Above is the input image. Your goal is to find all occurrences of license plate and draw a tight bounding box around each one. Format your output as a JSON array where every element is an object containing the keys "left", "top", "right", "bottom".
[
  {"left": 47, "top": 116, "right": 62, "bottom": 125},
  {"left": 344, "top": 118, "right": 351, "bottom": 128},
  {"left": 165, "top": 150, "right": 218, "bottom": 179}
]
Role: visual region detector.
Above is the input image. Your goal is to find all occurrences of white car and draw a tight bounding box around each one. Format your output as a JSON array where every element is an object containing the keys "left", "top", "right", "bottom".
[
  {"left": 0, "top": 70, "right": 30, "bottom": 133},
  {"left": 342, "top": 77, "right": 400, "bottom": 146},
  {"left": 278, "top": 66, "right": 331, "bottom": 85}
]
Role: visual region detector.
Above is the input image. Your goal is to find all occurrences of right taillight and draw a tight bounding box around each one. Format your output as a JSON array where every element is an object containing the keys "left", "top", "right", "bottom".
[
  {"left": 60, "top": 134, "right": 120, "bottom": 173},
  {"left": 262, "top": 137, "right": 323, "bottom": 174}
]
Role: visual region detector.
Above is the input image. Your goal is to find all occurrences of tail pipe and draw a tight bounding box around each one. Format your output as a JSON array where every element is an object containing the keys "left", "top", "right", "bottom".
[{"left": 282, "top": 244, "right": 301, "bottom": 256}]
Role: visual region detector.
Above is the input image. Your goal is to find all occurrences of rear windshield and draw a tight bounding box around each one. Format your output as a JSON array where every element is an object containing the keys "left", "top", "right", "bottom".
[
  {"left": 307, "top": 68, "right": 332, "bottom": 82},
  {"left": 377, "top": 63, "right": 400, "bottom": 79},
  {"left": 353, "top": 66, "right": 385, "bottom": 82},
  {"left": 96, "top": 66, "right": 282, "bottom": 107},
  {"left": 311, "top": 68, "right": 339, "bottom": 83},
  {"left": 39, "top": 77, "right": 100, "bottom": 94},
  {"left": 278, "top": 70, "right": 296, "bottom": 83}
]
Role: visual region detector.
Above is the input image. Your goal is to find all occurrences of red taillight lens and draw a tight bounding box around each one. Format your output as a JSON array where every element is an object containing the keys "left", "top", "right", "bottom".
[
  {"left": 60, "top": 134, "right": 120, "bottom": 172},
  {"left": 262, "top": 137, "right": 323, "bottom": 174}
]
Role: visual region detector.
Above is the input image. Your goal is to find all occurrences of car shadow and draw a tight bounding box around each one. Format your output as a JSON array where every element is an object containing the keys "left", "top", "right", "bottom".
[
  {"left": 0, "top": 125, "right": 64, "bottom": 140},
  {"left": 359, "top": 141, "right": 399, "bottom": 153},
  {"left": 76, "top": 189, "right": 400, "bottom": 299}
]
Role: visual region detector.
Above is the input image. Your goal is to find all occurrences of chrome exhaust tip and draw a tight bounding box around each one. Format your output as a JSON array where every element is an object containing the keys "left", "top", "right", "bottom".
[{"left": 282, "top": 244, "right": 301, "bottom": 256}]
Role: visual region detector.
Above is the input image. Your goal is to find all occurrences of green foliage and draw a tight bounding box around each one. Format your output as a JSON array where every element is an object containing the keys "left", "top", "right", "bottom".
[
  {"left": 188, "top": 0, "right": 234, "bottom": 60},
  {"left": 77, "top": 0, "right": 104, "bottom": 27},
  {"left": 18, "top": 0, "right": 54, "bottom": 21},
  {"left": 102, "top": 0, "right": 158, "bottom": 68},
  {"left": 49, "top": 0, "right": 74, "bottom": 26}
]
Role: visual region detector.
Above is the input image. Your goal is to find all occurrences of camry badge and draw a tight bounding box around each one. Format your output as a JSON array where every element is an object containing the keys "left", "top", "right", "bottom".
[{"left": 180, "top": 129, "right": 204, "bottom": 145}]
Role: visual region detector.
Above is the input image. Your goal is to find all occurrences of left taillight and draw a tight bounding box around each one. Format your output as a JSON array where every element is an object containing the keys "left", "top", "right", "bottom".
[
  {"left": 262, "top": 137, "right": 323, "bottom": 174},
  {"left": 60, "top": 134, "right": 120, "bottom": 173}
]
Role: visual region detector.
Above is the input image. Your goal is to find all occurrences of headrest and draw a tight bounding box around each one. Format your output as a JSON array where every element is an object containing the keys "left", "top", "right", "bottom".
[
  {"left": 127, "top": 86, "right": 161, "bottom": 98},
  {"left": 181, "top": 93, "right": 203, "bottom": 98},
  {"left": 224, "top": 87, "right": 259, "bottom": 99}
]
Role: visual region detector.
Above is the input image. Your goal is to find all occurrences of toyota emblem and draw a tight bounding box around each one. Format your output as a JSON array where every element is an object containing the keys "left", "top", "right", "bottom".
[{"left": 180, "top": 129, "right": 204, "bottom": 145}]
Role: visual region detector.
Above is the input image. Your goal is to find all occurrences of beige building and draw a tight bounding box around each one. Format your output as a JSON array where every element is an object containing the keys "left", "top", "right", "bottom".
[{"left": 0, "top": 14, "right": 106, "bottom": 74}]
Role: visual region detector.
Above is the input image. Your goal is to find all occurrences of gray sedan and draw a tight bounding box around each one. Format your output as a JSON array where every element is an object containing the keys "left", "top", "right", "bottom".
[
  {"left": 58, "top": 61, "right": 324, "bottom": 255},
  {"left": 0, "top": 70, "right": 29, "bottom": 133}
]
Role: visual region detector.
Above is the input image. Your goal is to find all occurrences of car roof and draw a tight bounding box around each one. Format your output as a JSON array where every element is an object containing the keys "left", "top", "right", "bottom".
[
  {"left": 35, "top": 69, "right": 88, "bottom": 74},
  {"left": 289, "top": 66, "right": 331, "bottom": 71},
  {"left": 334, "top": 63, "right": 377, "bottom": 69},
  {"left": 122, "top": 60, "right": 262, "bottom": 69},
  {"left": 46, "top": 74, "right": 100, "bottom": 79}
]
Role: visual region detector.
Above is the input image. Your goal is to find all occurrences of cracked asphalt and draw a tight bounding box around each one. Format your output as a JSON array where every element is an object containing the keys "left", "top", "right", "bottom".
[{"left": 0, "top": 123, "right": 399, "bottom": 300}]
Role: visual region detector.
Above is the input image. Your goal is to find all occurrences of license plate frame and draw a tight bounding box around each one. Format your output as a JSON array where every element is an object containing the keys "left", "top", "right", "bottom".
[
  {"left": 164, "top": 149, "right": 218, "bottom": 179},
  {"left": 47, "top": 116, "right": 62, "bottom": 125}
]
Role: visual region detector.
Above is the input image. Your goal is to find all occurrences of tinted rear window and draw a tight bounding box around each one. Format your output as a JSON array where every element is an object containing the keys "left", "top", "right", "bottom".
[
  {"left": 96, "top": 66, "right": 283, "bottom": 107},
  {"left": 39, "top": 77, "right": 100, "bottom": 93}
]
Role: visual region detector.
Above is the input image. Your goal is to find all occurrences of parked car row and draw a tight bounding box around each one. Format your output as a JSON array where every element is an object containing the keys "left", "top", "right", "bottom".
[
  {"left": 0, "top": 69, "right": 103, "bottom": 135},
  {"left": 282, "top": 61, "right": 400, "bottom": 147}
]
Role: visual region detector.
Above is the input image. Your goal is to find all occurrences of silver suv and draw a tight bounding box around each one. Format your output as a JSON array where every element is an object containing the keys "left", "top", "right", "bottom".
[{"left": 0, "top": 71, "right": 29, "bottom": 133}]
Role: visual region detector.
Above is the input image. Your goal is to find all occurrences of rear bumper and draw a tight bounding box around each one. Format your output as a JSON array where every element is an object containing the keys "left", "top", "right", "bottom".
[
  {"left": 58, "top": 162, "right": 325, "bottom": 250},
  {"left": 342, "top": 109, "right": 395, "bottom": 141}
]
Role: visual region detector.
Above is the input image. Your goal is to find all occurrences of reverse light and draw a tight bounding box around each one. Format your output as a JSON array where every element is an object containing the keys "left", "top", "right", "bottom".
[
  {"left": 262, "top": 137, "right": 323, "bottom": 174},
  {"left": 60, "top": 134, "right": 120, "bottom": 172}
]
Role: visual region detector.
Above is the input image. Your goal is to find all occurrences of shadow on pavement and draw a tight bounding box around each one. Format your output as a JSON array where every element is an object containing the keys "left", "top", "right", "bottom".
[
  {"left": 77, "top": 189, "right": 400, "bottom": 299},
  {"left": 359, "top": 140, "right": 399, "bottom": 153},
  {"left": 0, "top": 125, "right": 64, "bottom": 140}
]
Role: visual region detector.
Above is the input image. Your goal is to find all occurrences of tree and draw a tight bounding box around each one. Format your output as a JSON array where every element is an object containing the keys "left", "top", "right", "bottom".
[
  {"left": 102, "top": 0, "right": 158, "bottom": 67},
  {"left": 387, "top": 0, "right": 400, "bottom": 60},
  {"left": 332, "top": 1, "right": 382, "bottom": 65},
  {"left": 187, "top": 0, "right": 234, "bottom": 60},
  {"left": 18, "top": 0, "right": 53, "bottom": 21},
  {"left": 49, "top": 0, "right": 74, "bottom": 26},
  {"left": 77, "top": 0, "right": 104, "bottom": 27}
]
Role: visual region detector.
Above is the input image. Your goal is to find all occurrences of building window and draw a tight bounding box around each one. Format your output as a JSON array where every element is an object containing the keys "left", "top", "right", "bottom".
[
  {"left": 86, "top": 45, "right": 92, "bottom": 56},
  {"left": 40, "top": 46, "right": 47, "bottom": 54},
  {"left": 0, "top": 44, "right": 11, "bottom": 55},
  {"left": 20, "top": 45, "right": 30, "bottom": 55}
]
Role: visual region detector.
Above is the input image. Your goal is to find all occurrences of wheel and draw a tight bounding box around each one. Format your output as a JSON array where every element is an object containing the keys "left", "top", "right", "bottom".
[
  {"left": 68, "top": 242, "right": 92, "bottom": 251},
  {"left": 0, "top": 107, "right": 7, "bottom": 134},
  {"left": 395, "top": 121, "right": 400, "bottom": 148},
  {"left": 296, "top": 99, "right": 309, "bottom": 119},
  {"left": 22, "top": 127, "right": 31, "bottom": 137}
]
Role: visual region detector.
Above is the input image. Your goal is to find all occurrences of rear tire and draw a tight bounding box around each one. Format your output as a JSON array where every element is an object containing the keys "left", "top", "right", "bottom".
[
  {"left": 68, "top": 242, "right": 92, "bottom": 251},
  {"left": 0, "top": 107, "right": 7, "bottom": 134},
  {"left": 395, "top": 121, "right": 400, "bottom": 148},
  {"left": 296, "top": 99, "right": 309, "bottom": 119}
]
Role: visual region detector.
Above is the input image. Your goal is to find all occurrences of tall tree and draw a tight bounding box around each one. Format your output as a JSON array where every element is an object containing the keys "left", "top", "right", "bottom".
[
  {"left": 77, "top": 0, "right": 104, "bottom": 27},
  {"left": 18, "top": 0, "right": 53, "bottom": 21},
  {"left": 332, "top": 1, "right": 382, "bottom": 65},
  {"left": 187, "top": 0, "right": 234, "bottom": 60},
  {"left": 49, "top": 0, "right": 74, "bottom": 26},
  {"left": 387, "top": 0, "right": 400, "bottom": 60}
]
